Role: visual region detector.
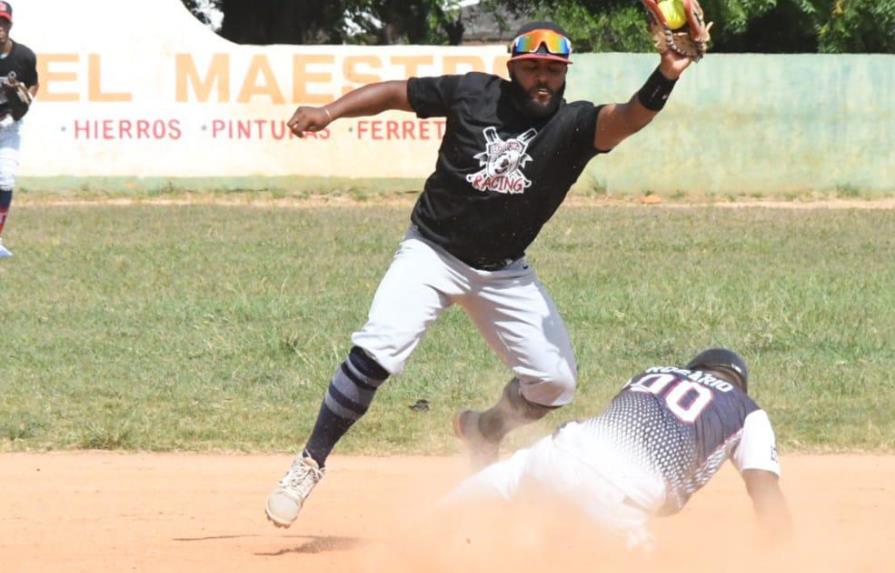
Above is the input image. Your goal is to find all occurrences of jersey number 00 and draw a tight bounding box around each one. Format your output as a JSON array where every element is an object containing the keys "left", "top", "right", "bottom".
[{"left": 628, "top": 374, "right": 713, "bottom": 423}]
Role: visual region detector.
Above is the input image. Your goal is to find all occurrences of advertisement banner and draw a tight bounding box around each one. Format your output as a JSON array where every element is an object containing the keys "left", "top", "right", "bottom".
[{"left": 16, "top": 0, "right": 508, "bottom": 178}]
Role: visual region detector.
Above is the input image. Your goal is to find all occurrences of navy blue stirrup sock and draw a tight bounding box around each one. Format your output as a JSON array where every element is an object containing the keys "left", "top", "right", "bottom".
[{"left": 304, "top": 346, "right": 389, "bottom": 466}]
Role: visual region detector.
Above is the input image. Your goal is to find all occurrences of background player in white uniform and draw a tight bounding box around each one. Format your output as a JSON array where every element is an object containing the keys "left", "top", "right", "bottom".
[
  {"left": 446, "top": 348, "right": 791, "bottom": 548},
  {"left": 0, "top": 2, "right": 38, "bottom": 258},
  {"left": 265, "top": 21, "right": 700, "bottom": 528}
]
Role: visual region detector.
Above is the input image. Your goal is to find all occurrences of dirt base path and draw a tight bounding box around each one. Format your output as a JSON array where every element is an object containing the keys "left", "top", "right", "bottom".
[{"left": 1, "top": 453, "right": 892, "bottom": 572}]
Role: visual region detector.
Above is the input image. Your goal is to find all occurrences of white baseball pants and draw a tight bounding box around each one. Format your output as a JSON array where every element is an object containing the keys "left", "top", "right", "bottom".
[
  {"left": 0, "top": 118, "right": 21, "bottom": 190},
  {"left": 352, "top": 226, "right": 577, "bottom": 407},
  {"left": 446, "top": 424, "right": 663, "bottom": 549}
]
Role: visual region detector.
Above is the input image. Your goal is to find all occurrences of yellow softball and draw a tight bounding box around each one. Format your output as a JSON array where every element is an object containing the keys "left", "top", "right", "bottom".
[{"left": 658, "top": 0, "right": 688, "bottom": 30}]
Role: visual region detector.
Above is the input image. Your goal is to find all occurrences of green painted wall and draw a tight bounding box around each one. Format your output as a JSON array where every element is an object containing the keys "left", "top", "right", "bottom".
[{"left": 566, "top": 54, "right": 894, "bottom": 195}]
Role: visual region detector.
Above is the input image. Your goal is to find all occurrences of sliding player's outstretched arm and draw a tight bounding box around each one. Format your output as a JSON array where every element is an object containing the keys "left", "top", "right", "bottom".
[{"left": 743, "top": 469, "right": 792, "bottom": 543}]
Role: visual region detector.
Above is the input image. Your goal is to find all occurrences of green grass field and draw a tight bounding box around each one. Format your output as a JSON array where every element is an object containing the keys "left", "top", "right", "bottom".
[{"left": 2, "top": 195, "right": 893, "bottom": 454}]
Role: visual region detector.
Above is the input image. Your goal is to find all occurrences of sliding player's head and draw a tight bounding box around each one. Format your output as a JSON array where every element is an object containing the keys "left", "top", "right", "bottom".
[{"left": 685, "top": 348, "right": 749, "bottom": 393}]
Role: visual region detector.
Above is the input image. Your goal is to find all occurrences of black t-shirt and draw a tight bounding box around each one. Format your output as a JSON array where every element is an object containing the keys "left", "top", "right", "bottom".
[
  {"left": 0, "top": 41, "right": 38, "bottom": 117},
  {"left": 407, "top": 72, "right": 604, "bottom": 270}
]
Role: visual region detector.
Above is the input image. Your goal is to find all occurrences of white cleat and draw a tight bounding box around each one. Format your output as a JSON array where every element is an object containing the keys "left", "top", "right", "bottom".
[
  {"left": 265, "top": 454, "right": 325, "bottom": 528},
  {"left": 0, "top": 241, "right": 12, "bottom": 258}
]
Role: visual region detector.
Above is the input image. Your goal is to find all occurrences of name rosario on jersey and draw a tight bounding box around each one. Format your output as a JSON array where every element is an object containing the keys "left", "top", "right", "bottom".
[
  {"left": 465, "top": 127, "right": 537, "bottom": 194},
  {"left": 641, "top": 366, "right": 736, "bottom": 392}
]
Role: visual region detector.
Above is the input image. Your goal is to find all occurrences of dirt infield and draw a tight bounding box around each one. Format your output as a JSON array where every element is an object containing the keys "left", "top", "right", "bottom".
[{"left": 1, "top": 453, "right": 893, "bottom": 573}]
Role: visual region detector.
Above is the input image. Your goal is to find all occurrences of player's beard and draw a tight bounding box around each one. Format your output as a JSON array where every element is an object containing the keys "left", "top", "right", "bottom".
[{"left": 508, "top": 72, "right": 565, "bottom": 119}]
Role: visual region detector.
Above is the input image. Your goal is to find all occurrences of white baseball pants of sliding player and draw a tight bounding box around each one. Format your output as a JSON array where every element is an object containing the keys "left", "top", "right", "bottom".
[
  {"left": 445, "top": 422, "right": 666, "bottom": 549},
  {"left": 352, "top": 225, "right": 577, "bottom": 407}
]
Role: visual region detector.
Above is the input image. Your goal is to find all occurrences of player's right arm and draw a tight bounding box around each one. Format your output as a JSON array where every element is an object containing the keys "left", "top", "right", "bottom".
[
  {"left": 733, "top": 409, "right": 792, "bottom": 544},
  {"left": 287, "top": 80, "right": 412, "bottom": 137},
  {"left": 742, "top": 469, "right": 792, "bottom": 542}
]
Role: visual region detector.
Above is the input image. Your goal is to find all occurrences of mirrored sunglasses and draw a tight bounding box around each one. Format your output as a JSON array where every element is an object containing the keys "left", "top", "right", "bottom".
[{"left": 510, "top": 29, "right": 572, "bottom": 58}]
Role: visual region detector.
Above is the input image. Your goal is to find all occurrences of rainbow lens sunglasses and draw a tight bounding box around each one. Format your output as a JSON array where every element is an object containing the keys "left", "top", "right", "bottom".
[{"left": 509, "top": 29, "right": 573, "bottom": 60}]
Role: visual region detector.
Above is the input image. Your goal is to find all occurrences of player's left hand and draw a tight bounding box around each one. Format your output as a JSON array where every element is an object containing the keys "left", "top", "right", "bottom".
[
  {"left": 641, "top": 0, "right": 712, "bottom": 64},
  {"left": 658, "top": 50, "right": 694, "bottom": 80}
]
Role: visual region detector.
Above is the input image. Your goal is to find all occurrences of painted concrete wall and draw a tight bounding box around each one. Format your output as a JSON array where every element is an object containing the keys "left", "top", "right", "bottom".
[
  {"left": 567, "top": 53, "right": 894, "bottom": 194},
  {"left": 14, "top": 0, "right": 894, "bottom": 192}
]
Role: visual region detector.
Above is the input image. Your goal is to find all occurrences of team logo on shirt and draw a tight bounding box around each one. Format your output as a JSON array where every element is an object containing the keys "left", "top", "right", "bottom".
[{"left": 466, "top": 127, "right": 537, "bottom": 194}]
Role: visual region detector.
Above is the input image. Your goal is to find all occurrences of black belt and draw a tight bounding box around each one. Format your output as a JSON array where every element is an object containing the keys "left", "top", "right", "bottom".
[
  {"left": 410, "top": 225, "right": 522, "bottom": 272},
  {"left": 471, "top": 258, "right": 518, "bottom": 271}
]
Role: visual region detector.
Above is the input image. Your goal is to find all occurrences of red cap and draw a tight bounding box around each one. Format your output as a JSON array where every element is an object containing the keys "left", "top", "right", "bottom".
[
  {"left": 508, "top": 53, "right": 573, "bottom": 64},
  {"left": 0, "top": 2, "right": 12, "bottom": 22}
]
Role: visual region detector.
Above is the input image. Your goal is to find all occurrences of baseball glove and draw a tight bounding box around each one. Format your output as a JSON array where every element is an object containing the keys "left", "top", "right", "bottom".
[
  {"left": 641, "top": 0, "right": 712, "bottom": 62},
  {"left": 3, "top": 72, "right": 32, "bottom": 121}
]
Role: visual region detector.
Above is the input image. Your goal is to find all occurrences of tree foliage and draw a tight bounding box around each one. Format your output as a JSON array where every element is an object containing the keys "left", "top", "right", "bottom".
[
  {"left": 216, "top": 0, "right": 349, "bottom": 44},
  {"left": 817, "top": 0, "right": 895, "bottom": 53},
  {"left": 484, "top": 0, "right": 895, "bottom": 53},
  {"left": 345, "top": 0, "right": 466, "bottom": 44},
  {"left": 180, "top": 0, "right": 895, "bottom": 53},
  {"left": 180, "top": 0, "right": 466, "bottom": 45}
]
